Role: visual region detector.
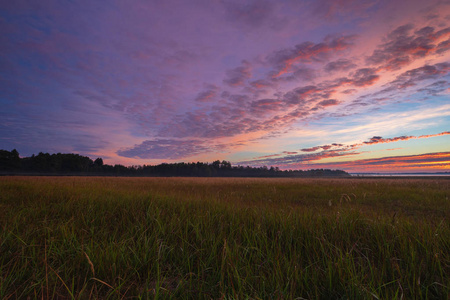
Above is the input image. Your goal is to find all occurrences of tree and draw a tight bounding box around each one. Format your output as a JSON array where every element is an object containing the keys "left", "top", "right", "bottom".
[
  {"left": 212, "top": 160, "right": 220, "bottom": 169},
  {"left": 0, "top": 149, "right": 21, "bottom": 170},
  {"left": 221, "top": 160, "right": 231, "bottom": 169},
  {"left": 94, "top": 158, "right": 104, "bottom": 167}
]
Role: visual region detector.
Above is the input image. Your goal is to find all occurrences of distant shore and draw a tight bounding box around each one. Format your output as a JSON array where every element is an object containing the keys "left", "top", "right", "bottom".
[{"left": 350, "top": 172, "right": 450, "bottom": 178}]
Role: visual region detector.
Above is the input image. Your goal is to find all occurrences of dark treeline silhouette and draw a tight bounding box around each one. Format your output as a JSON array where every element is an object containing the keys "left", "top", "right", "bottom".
[{"left": 0, "top": 149, "right": 350, "bottom": 177}]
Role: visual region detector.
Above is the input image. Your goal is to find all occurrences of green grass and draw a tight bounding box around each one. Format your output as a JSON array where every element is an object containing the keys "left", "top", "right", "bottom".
[{"left": 0, "top": 176, "right": 448, "bottom": 299}]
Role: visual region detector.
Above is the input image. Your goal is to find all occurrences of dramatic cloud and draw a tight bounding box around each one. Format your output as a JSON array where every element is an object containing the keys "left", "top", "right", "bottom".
[
  {"left": 324, "top": 59, "right": 357, "bottom": 72},
  {"left": 317, "top": 99, "right": 340, "bottom": 107},
  {"left": 118, "top": 139, "right": 214, "bottom": 160},
  {"left": 301, "top": 143, "right": 345, "bottom": 152},
  {"left": 283, "top": 85, "right": 322, "bottom": 105},
  {"left": 243, "top": 150, "right": 450, "bottom": 172},
  {"left": 239, "top": 148, "right": 360, "bottom": 167},
  {"left": 348, "top": 68, "right": 380, "bottom": 87},
  {"left": 267, "top": 35, "right": 357, "bottom": 77},
  {"left": 317, "top": 152, "right": 450, "bottom": 171},
  {"left": 250, "top": 79, "right": 273, "bottom": 89},
  {"left": 250, "top": 99, "right": 284, "bottom": 116},
  {"left": 363, "top": 132, "right": 450, "bottom": 145},
  {"left": 418, "top": 80, "right": 448, "bottom": 95},
  {"left": 367, "top": 24, "right": 450, "bottom": 70},
  {"left": 242, "top": 131, "right": 450, "bottom": 168},
  {"left": 381, "top": 62, "right": 450, "bottom": 92}
]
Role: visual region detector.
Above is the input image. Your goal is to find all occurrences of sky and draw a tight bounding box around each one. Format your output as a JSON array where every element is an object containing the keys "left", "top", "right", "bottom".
[{"left": 1, "top": 0, "right": 449, "bottom": 173}]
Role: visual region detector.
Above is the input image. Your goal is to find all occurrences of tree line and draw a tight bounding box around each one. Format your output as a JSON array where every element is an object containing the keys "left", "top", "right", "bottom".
[{"left": 0, "top": 149, "right": 350, "bottom": 177}]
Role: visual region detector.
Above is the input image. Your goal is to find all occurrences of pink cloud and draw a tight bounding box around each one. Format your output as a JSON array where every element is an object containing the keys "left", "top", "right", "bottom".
[
  {"left": 250, "top": 79, "right": 273, "bottom": 89},
  {"left": 313, "top": 152, "right": 450, "bottom": 172},
  {"left": 317, "top": 99, "right": 340, "bottom": 107},
  {"left": 254, "top": 153, "right": 282, "bottom": 159},
  {"left": 118, "top": 138, "right": 227, "bottom": 160},
  {"left": 2, "top": 0, "right": 449, "bottom": 167},
  {"left": 242, "top": 131, "right": 450, "bottom": 168},
  {"left": 267, "top": 35, "right": 357, "bottom": 77},
  {"left": 312, "top": 0, "right": 378, "bottom": 19},
  {"left": 364, "top": 131, "right": 450, "bottom": 145},
  {"left": 324, "top": 58, "right": 357, "bottom": 72},
  {"left": 195, "top": 84, "right": 219, "bottom": 102},
  {"left": 222, "top": 0, "right": 286, "bottom": 30},
  {"left": 367, "top": 24, "right": 450, "bottom": 70},
  {"left": 223, "top": 60, "right": 252, "bottom": 87}
]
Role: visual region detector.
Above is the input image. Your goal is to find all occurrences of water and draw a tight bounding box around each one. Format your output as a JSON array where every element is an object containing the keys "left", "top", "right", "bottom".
[{"left": 350, "top": 173, "right": 450, "bottom": 177}]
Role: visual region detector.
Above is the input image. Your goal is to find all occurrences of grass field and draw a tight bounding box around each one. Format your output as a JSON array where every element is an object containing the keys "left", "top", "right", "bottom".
[{"left": 0, "top": 176, "right": 448, "bottom": 299}]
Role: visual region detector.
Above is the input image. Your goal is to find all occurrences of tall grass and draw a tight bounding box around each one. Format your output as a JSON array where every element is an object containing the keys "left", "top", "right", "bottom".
[{"left": 0, "top": 176, "right": 448, "bottom": 299}]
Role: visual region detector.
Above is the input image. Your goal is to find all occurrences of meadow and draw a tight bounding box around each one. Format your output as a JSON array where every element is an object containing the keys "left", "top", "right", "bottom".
[{"left": 0, "top": 176, "right": 448, "bottom": 299}]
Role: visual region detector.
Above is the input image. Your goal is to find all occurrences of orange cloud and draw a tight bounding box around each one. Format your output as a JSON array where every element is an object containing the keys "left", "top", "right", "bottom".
[
  {"left": 327, "top": 152, "right": 450, "bottom": 172},
  {"left": 363, "top": 131, "right": 450, "bottom": 145},
  {"left": 269, "top": 152, "right": 450, "bottom": 172},
  {"left": 240, "top": 131, "right": 450, "bottom": 170}
]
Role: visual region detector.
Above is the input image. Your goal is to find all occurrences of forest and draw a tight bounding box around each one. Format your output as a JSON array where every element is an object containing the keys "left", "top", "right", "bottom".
[{"left": 0, "top": 149, "right": 350, "bottom": 177}]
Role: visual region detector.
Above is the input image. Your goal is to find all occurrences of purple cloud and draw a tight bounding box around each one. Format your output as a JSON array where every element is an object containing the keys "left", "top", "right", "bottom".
[
  {"left": 317, "top": 99, "right": 340, "bottom": 107},
  {"left": 324, "top": 58, "right": 357, "bottom": 72},
  {"left": 1, "top": 0, "right": 448, "bottom": 168},
  {"left": 280, "top": 152, "right": 450, "bottom": 171},
  {"left": 241, "top": 131, "right": 450, "bottom": 168},
  {"left": 436, "top": 38, "right": 450, "bottom": 53},
  {"left": 223, "top": 60, "right": 252, "bottom": 87},
  {"left": 312, "top": 0, "right": 378, "bottom": 18},
  {"left": 272, "top": 67, "right": 318, "bottom": 83},
  {"left": 330, "top": 152, "right": 450, "bottom": 168},
  {"left": 223, "top": 0, "right": 286, "bottom": 30},
  {"left": 267, "top": 35, "right": 357, "bottom": 77},
  {"left": 417, "top": 80, "right": 448, "bottom": 95},
  {"left": 195, "top": 84, "right": 219, "bottom": 102},
  {"left": 283, "top": 85, "right": 321, "bottom": 105},
  {"left": 239, "top": 149, "right": 360, "bottom": 167},
  {"left": 250, "top": 79, "right": 273, "bottom": 89},
  {"left": 367, "top": 24, "right": 450, "bottom": 70},
  {"left": 348, "top": 68, "right": 380, "bottom": 87},
  {"left": 385, "top": 62, "right": 450, "bottom": 90},
  {"left": 250, "top": 99, "right": 284, "bottom": 116},
  {"left": 117, "top": 139, "right": 213, "bottom": 159}
]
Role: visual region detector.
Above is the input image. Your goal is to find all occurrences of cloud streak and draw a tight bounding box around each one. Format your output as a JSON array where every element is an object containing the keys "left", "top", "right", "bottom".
[
  {"left": 312, "top": 152, "right": 450, "bottom": 172},
  {"left": 240, "top": 131, "right": 450, "bottom": 168},
  {"left": 118, "top": 139, "right": 223, "bottom": 160}
]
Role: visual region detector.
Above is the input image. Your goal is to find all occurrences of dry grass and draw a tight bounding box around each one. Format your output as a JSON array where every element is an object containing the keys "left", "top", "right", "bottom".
[{"left": 0, "top": 176, "right": 448, "bottom": 299}]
